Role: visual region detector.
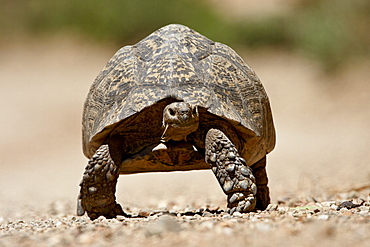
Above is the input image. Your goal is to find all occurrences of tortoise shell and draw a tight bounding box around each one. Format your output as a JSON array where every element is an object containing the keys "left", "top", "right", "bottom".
[{"left": 82, "top": 24, "right": 275, "bottom": 171}]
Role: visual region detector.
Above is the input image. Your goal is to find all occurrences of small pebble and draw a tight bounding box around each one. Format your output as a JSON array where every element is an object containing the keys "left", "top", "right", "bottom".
[
  {"left": 358, "top": 206, "right": 369, "bottom": 212},
  {"left": 222, "top": 214, "right": 231, "bottom": 219},
  {"left": 266, "top": 204, "right": 279, "bottom": 212},
  {"left": 317, "top": 215, "right": 330, "bottom": 220},
  {"left": 145, "top": 215, "right": 182, "bottom": 237},
  {"left": 202, "top": 211, "right": 213, "bottom": 217},
  {"left": 200, "top": 220, "right": 214, "bottom": 230},
  {"left": 222, "top": 227, "right": 233, "bottom": 236},
  {"left": 232, "top": 211, "right": 243, "bottom": 218}
]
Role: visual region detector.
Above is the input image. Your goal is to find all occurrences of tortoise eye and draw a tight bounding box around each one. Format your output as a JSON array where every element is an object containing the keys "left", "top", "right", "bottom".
[{"left": 169, "top": 108, "right": 176, "bottom": 116}]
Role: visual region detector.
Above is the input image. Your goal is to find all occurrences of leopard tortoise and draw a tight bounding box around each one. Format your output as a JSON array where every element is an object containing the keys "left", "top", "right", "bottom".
[{"left": 77, "top": 24, "right": 276, "bottom": 220}]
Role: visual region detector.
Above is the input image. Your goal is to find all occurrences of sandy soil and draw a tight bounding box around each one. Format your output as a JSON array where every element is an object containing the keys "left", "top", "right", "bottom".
[{"left": 0, "top": 37, "right": 369, "bottom": 246}]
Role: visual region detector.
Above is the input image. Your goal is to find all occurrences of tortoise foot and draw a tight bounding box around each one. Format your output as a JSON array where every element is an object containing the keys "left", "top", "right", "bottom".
[
  {"left": 205, "top": 128, "right": 257, "bottom": 214},
  {"left": 78, "top": 198, "right": 124, "bottom": 220},
  {"left": 78, "top": 145, "right": 126, "bottom": 220}
]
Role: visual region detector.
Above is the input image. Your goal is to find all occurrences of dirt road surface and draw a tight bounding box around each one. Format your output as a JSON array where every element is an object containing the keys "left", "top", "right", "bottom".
[{"left": 0, "top": 37, "right": 369, "bottom": 246}]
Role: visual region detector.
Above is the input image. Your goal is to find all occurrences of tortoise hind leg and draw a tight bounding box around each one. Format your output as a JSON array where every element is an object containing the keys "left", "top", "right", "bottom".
[
  {"left": 205, "top": 129, "right": 257, "bottom": 214},
  {"left": 77, "top": 144, "right": 125, "bottom": 220},
  {"left": 251, "top": 156, "right": 270, "bottom": 210}
]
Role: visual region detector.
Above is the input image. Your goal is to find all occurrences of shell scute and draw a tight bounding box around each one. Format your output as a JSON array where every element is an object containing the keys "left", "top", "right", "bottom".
[{"left": 82, "top": 24, "right": 275, "bottom": 160}]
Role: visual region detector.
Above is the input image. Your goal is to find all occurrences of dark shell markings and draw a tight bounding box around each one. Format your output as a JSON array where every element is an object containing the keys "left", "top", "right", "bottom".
[{"left": 78, "top": 24, "right": 276, "bottom": 220}]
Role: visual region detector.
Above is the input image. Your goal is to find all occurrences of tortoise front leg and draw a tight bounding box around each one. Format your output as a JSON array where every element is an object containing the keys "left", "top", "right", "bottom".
[
  {"left": 77, "top": 144, "right": 125, "bottom": 220},
  {"left": 205, "top": 129, "right": 257, "bottom": 214}
]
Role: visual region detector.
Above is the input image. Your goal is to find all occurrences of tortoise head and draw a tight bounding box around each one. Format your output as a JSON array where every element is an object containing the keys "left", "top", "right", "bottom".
[{"left": 161, "top": 102, "right": 199, "bottom": 142}]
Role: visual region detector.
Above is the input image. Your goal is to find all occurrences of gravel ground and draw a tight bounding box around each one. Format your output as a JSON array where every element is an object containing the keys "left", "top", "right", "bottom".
[
  {"left": 0, "top": 38, "right": 369, "bottom": 246},
  {"left": 1, "top": 195, "right": 369, "bottom": 247}
]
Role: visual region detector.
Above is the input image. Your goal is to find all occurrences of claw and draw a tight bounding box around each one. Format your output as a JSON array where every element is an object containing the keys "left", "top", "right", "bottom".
[
  {"left": 229, "top": 207, "right": 236, "bottom": 215},
  {"left": 77, "top": 199, "right": 85, "bottom": 216}
]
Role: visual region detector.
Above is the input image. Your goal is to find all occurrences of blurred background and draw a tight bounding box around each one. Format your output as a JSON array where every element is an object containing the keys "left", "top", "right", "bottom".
[{"left": 0, "top": 0, "right": 369, "bottom": 216}]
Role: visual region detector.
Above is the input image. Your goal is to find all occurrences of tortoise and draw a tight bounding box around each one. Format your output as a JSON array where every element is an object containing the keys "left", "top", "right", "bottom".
[{"left": 77, "top": 24, "right": 275, "bottom": 220}]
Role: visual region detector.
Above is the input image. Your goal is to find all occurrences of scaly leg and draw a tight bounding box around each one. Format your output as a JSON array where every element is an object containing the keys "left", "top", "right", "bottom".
[
  {"left": 77, "top": 144, "right": 125, "bottom": 220},
  {"left": 205, "top": 129, "right": 257, "bottom": 214}
]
